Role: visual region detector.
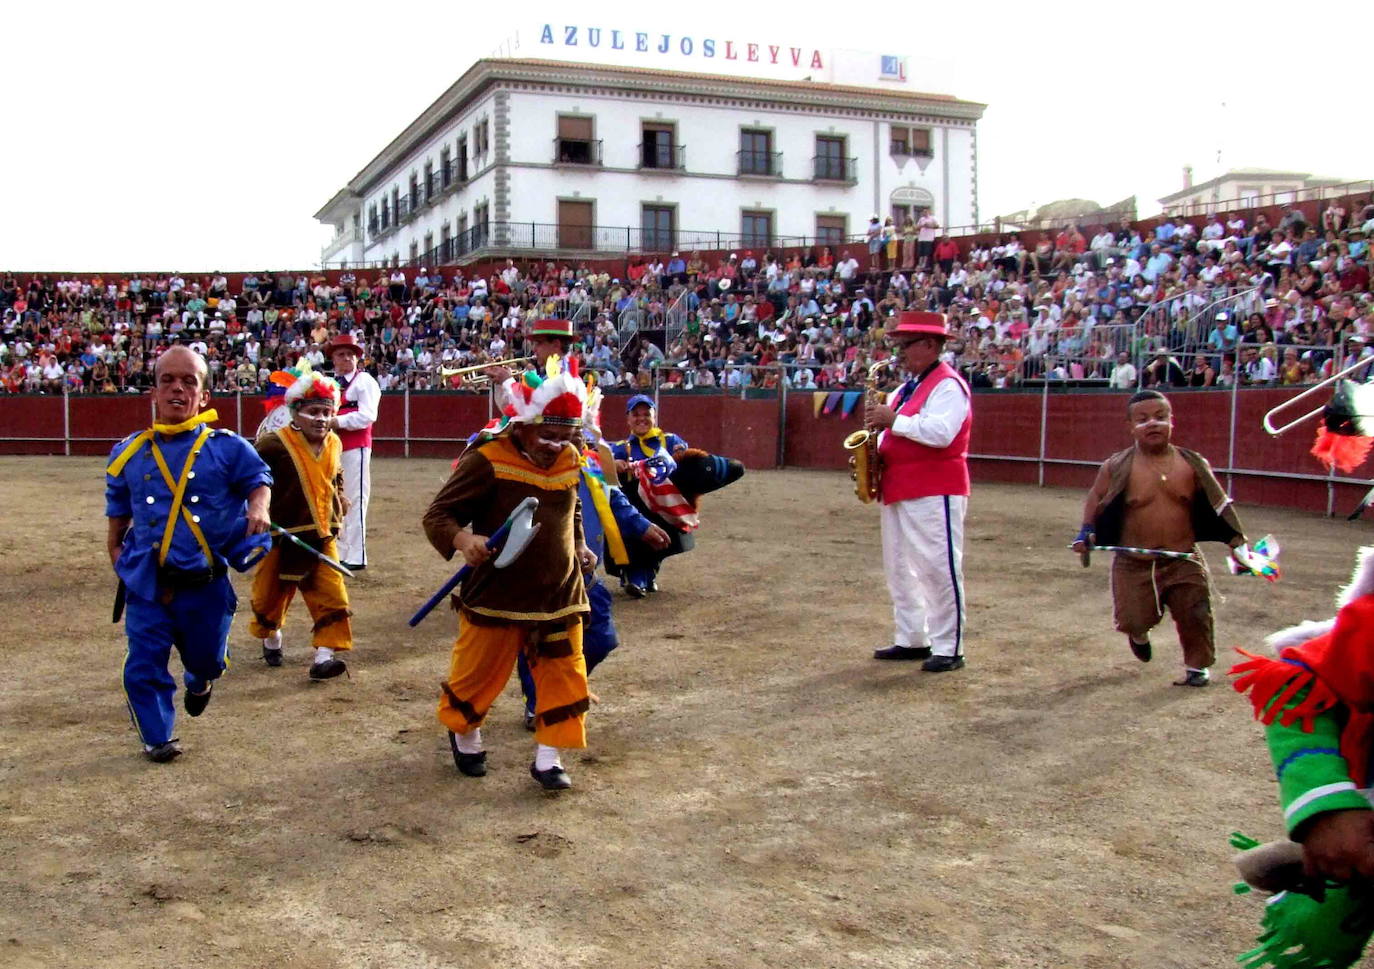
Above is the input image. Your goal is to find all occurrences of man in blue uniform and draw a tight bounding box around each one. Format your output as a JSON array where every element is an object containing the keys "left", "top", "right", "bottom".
[
  {"left": 106, "top": 346, "right": 272, "bottom": 763},
  {"left": 609, "top": 394, "right": 691, "bottom": 596}
]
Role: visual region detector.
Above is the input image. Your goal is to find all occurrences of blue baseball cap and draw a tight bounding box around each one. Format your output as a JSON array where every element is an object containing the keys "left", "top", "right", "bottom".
[{"left": 626, "top": 394, "right": 655, "bottom": 413}]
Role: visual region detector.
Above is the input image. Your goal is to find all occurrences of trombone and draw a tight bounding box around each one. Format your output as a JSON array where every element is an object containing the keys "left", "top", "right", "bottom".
[
  {"left": 1262, "top": 354, "right": 1373, "bottom": 436},
  {"left": 438, "top": 356, "right": 531, "bottom": 386}
]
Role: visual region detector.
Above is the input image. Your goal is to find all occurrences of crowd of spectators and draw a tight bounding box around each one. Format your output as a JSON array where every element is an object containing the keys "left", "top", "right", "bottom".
[{"left": 2, "top": 198, "right": 1370, "bottom": 399}]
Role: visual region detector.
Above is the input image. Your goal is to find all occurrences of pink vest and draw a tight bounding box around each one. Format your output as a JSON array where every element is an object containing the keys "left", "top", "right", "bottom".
[
  {"left": 336, "top": 376, "right": 372, "bottom": 451},
  {"left": 877, "top": 362, "right": 971, "bottom": 504}
]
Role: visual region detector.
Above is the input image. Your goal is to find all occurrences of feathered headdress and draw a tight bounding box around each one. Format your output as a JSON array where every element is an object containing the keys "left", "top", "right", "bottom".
[
  {"left": 256, "top": 359, "right": 340, "bottom": 440},
  {"left": 505, "top": 354, "right": 587, "bottom": 427}
]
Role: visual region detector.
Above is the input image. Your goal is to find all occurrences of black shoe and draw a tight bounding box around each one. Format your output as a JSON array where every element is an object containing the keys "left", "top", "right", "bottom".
[
  {"left": 308, "top": 658, "right": 347, "bottom": 681},
  {"left": 1128, "top": 638, "right": 1152, "bottom": 663},
  {"left": 921, "top": 655, "right": 965, "bottom": 673},
  {"left": 1173, "top": 669, "right": 1210, "bottom": 688},
  {"left": 448, "top": 733, "right": 487, "bottom": 777},
  {"left": 523, "top": 710, "right": 536, "bottom": 732},
  {"left": 624, "top": 583, "right": 648, "bottom": 599},
  {"left": 262, "top": 647, "right": 283, "bottom": 668},
  {"left": 873, "top": 644, "right": 932, "bottom": 661},
  {"left": 530, "top": 762, "right": 572, "bottom": 791},
  {"left": 184, "top": 684, "right": 213, "bottom": 717},
  {"left": 144, "top": 740, "right": 182, "bottom": 763}
]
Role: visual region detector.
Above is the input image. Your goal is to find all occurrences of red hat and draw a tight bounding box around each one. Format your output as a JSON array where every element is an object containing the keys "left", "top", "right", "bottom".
[
  {"left": 324, "top": 331, "right": 364, "bottom": 356},
  {"left": 529, "top": 318, "right": 575, "bottom": 340},
  {"left": 889, "top": 310, "right": 949, "bottom": 340}
]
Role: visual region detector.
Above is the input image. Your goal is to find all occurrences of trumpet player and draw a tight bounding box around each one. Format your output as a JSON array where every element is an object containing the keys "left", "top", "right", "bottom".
[
  {"left": 865, "top": 311, "right": 972, "bottom": 673},
  {"left": 485, "top": 318, "right": 576, "bottom": 411}
]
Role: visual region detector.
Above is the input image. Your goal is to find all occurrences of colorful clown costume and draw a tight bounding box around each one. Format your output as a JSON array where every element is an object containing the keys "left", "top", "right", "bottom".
[
  {"left": 106, "top": 410, "right": 272, "bottom": 756},
  {"left": 422, "top": 355, "right": 593, "bottom": 788},
  {"left": 249, "top": 427, "right": 353, "bottom": 670},
  {"left": 249, "top": 364, "right": 352, "bottom": 677},
  {"left": 1230, "top": 547, "right": 1374, "bottom": 968}
]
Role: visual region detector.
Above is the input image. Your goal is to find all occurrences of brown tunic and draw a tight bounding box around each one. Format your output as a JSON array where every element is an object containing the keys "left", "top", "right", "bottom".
[
  {"left": 422, "top": 435, "right": 587, "bottom": 624},
  {"left": 256, "top": 428, "right": 344, "bottom": 580}
]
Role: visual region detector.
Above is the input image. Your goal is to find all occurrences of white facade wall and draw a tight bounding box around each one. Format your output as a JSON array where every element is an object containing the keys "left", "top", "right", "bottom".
[{"left": 321, "top": 62, "right": 982, "bottom": 266}]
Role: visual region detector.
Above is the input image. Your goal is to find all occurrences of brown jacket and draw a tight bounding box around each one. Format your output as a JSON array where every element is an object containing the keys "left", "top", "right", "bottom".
[
  {"left": 1090, "top": 445, "right": 1246, "bottom": 548},
  {"left": 423, "top": 435, "right": 587, "bottom": 625}
]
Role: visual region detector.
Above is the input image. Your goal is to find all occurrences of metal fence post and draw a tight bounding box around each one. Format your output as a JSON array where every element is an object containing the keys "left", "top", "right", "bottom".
[
  {"left": 1226, "top": 344, "right": 1242, "bottom": 492},
  {"left": 62, "top": 383, "right": 71, "bottom": 457},
  {"left": 235, "top": 391, "right": 243, "bottom": 436},
  {"left": 404, "top": 386, "right": 411, "bottom": 459},
  {"left": 776, "top": 366, "right": 787, "bottom": 468}
]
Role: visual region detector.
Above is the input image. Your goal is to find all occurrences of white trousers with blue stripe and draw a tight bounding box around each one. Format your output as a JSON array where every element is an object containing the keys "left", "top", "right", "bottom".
[
  {"left": 338, "top": 447, "right": 371, "bottom": 567},
  {"left": 880, "top": 495, "right": 967, "bottom": 658}
]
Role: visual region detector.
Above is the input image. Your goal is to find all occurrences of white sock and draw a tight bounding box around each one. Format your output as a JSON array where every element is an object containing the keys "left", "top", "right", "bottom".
[
  {"left": 1186, "top": 667, "right": 1210, "bottom": 679},
  {"left": 263, "top": 630, "right": 282, "bottom": 651},
  {"left": 313, "top": 646, "right": 334, "bottom": 664},
  {"left": 454, "top": 728, "right": 483, "bottom": 754},
  {"left": 534, "top": 744, "right": 562, "bottom": 771}
]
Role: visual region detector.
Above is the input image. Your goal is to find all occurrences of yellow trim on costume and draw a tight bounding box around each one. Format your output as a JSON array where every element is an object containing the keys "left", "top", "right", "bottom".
[
  {"left": 480, "top": 436, "right": 581, "bottom": 491},
  {"left": 464, "top": 602, "right": 589, "bottom": 623},
  {"left": 488, "top": 463, "right": 581, "bottom": 490},
  {"left": 629, "top": 428, "right": 667, "bottom": 456},
  {"left": 106, "top": 409, "right": 220, "bottom": 477},
  {"left": 277, "top": 426, "right": 341, "bottom": 538},
  {"left": 581, "top": 463, "right": 629, "bottom": 565},
  {"left": 152, "top": 426, "right": 215, "bottom": 567}
]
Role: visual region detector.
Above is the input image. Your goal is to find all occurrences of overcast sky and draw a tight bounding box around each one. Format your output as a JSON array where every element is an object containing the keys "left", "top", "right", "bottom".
[{"left": 3, "top": 0, "right": 1368, "bottom": 272}]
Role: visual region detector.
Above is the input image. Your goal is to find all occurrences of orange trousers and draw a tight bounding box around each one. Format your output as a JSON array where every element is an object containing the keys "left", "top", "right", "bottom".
[
  {"left": 438, "top": 616, "right": 588, "bottom": 749},
  {"left": 248, "top": 543, "right": 353, "bottom": 650}
]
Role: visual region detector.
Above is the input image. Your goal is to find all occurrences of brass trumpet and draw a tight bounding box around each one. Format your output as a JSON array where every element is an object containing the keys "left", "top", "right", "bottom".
[{"left": 438, "top": 356, "right": 532, "bottom": 384}]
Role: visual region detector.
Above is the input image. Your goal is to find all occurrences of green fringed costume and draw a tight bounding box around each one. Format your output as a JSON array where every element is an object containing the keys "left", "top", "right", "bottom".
[{"left": 1230, "top": 548, "right": 1374, "bottom": 969}]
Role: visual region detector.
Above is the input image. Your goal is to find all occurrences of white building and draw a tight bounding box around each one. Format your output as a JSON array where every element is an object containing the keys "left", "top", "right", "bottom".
[
  {"left": 315, "top": 56, "right": 984, "bottom": 268},
  {"left": 1159, "top": 167, "right": 1350, "bottom": 217}
]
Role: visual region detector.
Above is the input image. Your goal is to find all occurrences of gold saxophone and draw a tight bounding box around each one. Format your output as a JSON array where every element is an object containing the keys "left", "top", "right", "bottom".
[{"left": 843, "top": 362, "right": 886, "bottom": 504}]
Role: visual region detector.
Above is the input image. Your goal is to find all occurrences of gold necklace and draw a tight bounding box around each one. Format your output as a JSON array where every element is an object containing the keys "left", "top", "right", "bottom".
[{"left": 1142, "top": 447, "right": 1174, "bottom": 482}]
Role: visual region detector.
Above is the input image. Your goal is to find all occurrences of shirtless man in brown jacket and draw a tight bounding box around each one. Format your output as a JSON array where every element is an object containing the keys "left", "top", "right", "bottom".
[{"left": 1072, "top": 390, "right": 1251, "bottom": 687}]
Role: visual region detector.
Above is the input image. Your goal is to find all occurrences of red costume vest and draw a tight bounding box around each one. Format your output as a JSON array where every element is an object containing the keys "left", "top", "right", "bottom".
[
  {"left": 877, "top": 362, "right": 971, "bottom": 504},
  {"left": 336, "top": 374, "right": 372, "bottom": 451}
]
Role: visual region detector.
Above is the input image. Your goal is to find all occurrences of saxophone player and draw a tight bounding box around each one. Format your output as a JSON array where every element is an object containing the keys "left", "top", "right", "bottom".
[{"left": 865, "top": 311, "right": 973, "bottom": 673}]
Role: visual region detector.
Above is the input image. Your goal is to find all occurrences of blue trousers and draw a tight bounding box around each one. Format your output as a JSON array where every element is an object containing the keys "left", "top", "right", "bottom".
[
  {"left": 122, "top": 578, "right": 236, "bottom": 746},
  {"left": 519, "top": 579, "right": 617, "bottom": 715}
]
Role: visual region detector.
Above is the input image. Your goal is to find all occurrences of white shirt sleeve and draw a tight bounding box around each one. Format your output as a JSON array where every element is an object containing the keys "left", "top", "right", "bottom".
[
  {"left": 335, "top": 372, "right": 380, "bottom": 429},
  {"left": 889, "top": 378, "right": 970, "bottom": 448}
]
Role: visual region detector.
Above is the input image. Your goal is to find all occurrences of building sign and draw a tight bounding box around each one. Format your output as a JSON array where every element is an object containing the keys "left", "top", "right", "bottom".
[
  {"left": 537, "top": 24, "right": 825, "bottom": 70},
  {"left": 493, "top": 24, "right": 913, "bottom": 89}
]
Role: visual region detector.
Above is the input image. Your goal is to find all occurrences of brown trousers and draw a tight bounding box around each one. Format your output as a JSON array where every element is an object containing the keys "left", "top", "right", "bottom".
[{"left": 1110, "top": 553, "right": 1215, "bottom": 669}]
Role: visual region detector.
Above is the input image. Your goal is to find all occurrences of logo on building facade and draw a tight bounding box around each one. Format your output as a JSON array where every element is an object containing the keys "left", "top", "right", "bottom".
[
  {"left": 537, "top": 24, "right": 825, "bottom": 71},
  {"left": 879, "top": 55, "right": 907, "bottom": 82}
]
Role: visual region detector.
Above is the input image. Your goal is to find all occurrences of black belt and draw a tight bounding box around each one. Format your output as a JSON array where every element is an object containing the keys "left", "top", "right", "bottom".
[{"left": 158, "top": 562, "right": 227, "bottom": 589}]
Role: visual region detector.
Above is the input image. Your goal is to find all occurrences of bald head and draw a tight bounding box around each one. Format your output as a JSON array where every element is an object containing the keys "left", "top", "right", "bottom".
[
  {"left": 152, "top": 346, "right": 210, "bottom": 424},
  {"left": 154, "top": 346, "right": 208, "bottom": 389}
]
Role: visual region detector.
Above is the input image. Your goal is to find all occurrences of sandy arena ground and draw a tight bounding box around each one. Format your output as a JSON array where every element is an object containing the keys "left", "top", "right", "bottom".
[{"left": 0, "top": 455, "right": 1365, "bottom": 968}]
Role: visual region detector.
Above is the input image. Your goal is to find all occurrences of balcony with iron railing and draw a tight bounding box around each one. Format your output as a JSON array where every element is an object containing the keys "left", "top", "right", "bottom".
[
  {"left": 812, "top": 156, "right": 857, "bottom": 183},
  {"left": 638, "top": 143, "right": 686, "bottom": 172},
  {"left": 737, "top": 150, "right": 782, "bottom": 177},
  {"left": 400, "top": 194, "right": 420, "bottom": 224},
  {"left": 554, "top": 138, "right": 603, "bottom": 166}
]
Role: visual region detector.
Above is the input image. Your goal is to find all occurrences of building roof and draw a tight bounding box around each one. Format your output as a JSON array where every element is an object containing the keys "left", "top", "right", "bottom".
[
  {"left": 322, "top": 57, "right": 985, "bottom": 209},
  {"left": 1158, "top": 168, "right": 1348, "bottom": 204}
]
